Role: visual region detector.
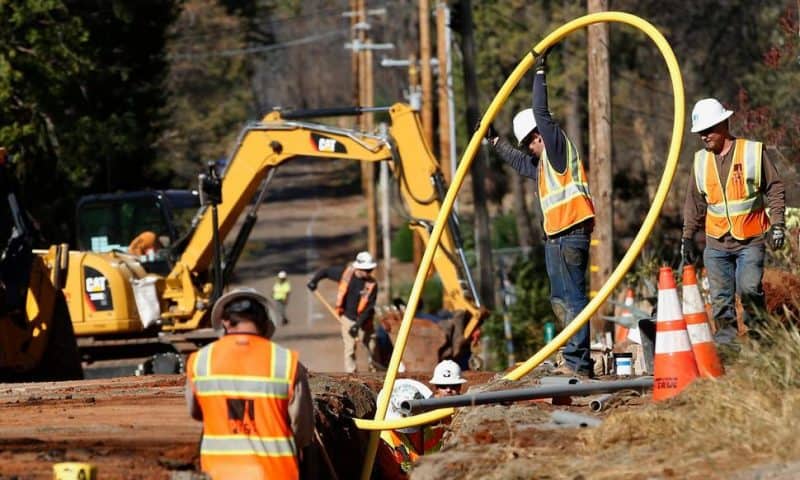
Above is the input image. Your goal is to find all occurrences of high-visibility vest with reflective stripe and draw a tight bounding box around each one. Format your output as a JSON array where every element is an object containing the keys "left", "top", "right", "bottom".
[
  {"left": 694, "top": 139, "right": 769, "bottom": 240},
  {"left": 384, "top": 426, "right": 445, "bottom": 472},
  {"left": 187, "top": 334, "right": 300, "bottom": 480},
  {"left": 272, "top": 281, "right": 291, "bottom": 302},
  {"left": 336, "top": 266, "right": 377, "bottom": 316},
  {"left": 537, "top": 133, "right": 595, "bottom": 236}
]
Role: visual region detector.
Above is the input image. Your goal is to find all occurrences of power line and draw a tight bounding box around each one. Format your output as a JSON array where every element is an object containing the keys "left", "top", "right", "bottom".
[{"left": 169, "top": 29, "right": 348, "bottom": 60}]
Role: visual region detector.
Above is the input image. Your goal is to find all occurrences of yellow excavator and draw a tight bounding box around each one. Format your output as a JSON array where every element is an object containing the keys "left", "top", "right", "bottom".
[
  {"left": 0, "top": 147, "right": 83, "bottom": 381},
  {"left": 4, "top": 103, "right": 487, "bottom": 378}
]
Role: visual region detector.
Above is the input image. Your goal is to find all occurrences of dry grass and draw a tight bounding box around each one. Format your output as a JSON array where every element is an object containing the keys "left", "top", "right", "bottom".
[{"left": 580, "top": 315, "right": 800, "bottom": 478}]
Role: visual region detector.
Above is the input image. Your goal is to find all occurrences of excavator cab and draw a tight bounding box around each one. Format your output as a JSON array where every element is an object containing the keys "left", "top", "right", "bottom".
[{"left": 75, "top": 190, "right": 200, "bottom": 274}]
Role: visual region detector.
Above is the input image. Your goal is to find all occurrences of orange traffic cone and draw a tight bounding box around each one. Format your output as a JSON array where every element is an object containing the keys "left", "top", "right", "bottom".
[
  {"left": 682, "top": 265, "right": 724, "bottom": 378},
  {"left": 653, "top": 266, "right": 698, "bottom": 401},
  {"left": 614, "top": 288, "right": 634, "bottom": 344}
]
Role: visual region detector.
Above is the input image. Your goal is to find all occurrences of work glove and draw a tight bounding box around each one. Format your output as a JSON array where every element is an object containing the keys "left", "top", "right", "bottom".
[
  {"left": 534, "top": 50, "right": 548, "bottom": 73},
  {"left": 680, "top": 237, "right": 698, "bottom": 265},
  {"left": 306, "top": 280, "right": 317, "bottom": 291},
  {"left": 475, "top": 122, "right": 499, "bottom": 145},
  {"left": 348, "top": 324, "right": 359, "bottom": 338},
  {"left": 484, "top": 123, "right": 499, "bottom": 144},
  {"left": 769, "top": 223, "right": 785, "bottom": 250}
]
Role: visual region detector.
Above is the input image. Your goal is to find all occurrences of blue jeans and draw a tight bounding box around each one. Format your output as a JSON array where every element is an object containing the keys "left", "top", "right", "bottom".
[
  {"left": 704, "top": 244, "right": 765, "bottom": 344},
  {"left": 544, "top": 231, "right": 592, "bottom": 373}
]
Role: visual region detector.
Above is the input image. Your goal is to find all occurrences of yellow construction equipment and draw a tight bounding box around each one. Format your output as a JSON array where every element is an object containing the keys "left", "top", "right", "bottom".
[
  {"left": 0, "top": 147, "right": 82, "bottom": 381},
  {"left": 19, "top": 104, "right": 486, "bottom": 377}
]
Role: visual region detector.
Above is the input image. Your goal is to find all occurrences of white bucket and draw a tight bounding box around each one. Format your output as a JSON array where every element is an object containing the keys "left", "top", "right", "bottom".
[{"left": 614, "top": 352, "right": 633, "bottom": 376}]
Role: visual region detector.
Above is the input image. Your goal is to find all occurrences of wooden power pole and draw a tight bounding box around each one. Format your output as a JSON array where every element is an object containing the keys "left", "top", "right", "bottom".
[
  {"left": 587, "top": 0, "right": 613, "bottom": 334},
  {"left": 419, "top": 0, "right": 434, "bottom": 148},
  {"left": 353, "top": 0, "right": 378, "bottom": 257},
  {"left": 436, "top": 2, "right": 452, "bottom": 184}
]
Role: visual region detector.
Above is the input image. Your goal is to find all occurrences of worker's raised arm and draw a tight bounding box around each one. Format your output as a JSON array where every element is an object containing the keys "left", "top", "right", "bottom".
[
  {"left": 532, "top": 61, "right": 567, "bottom": 174},
  {"left": 493, "top": 138, "right": 538, "bottom": 179}
]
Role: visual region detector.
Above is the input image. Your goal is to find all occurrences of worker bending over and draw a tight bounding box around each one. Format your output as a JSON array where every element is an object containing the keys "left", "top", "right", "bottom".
[
  {"left": 185, "top": 288, "right": 313, "bottom": 479},
  {"left": 681, "top": 98, "right": 785, "bottom": 345},
  {"left": 379, "top": 379, "right": 444, "bottom": 476},
  {"left": 308, "top": 251, "right": 382, "bottom": 373},
  {"left": 485, "top": 51, "right": 595, "bottom": 377}
]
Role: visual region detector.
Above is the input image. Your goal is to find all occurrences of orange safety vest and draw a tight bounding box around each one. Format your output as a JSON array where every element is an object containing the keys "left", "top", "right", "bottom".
[
  {"left": 385, "top": 426, "right": 445, "bottom": 472},
  {"left": 336, "top": 266, "right": 377, "bottom": 316},
  {"left": 694, "top": 138, "right": 770, "bottom": 240},
  {"left": 537, "top": 133, "right": 595, "bottom": 236},
  {"left": 187, "top": 334, "right": 300, "bottom": 480}
]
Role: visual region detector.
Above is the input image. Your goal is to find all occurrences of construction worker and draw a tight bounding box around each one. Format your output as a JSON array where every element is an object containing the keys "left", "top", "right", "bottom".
[
  {"left": 185, "top": 288, "right": 313, "bottom": 479},
  {"left": 429, "top": 359, "right": 467, "bottom": 398},
  {"left": 484, "top": 51, "right": 595, "bottom": 377},
  {"left": 272, "top": 270, "right": 291, "bottom": 325},
  {"left": 128, "top": 230, "right": 159, "bottom": 257},
  {"left": 681, "top": 98, "right": 785, "bottom": 345},
  {"left": 379, "top": 379, "right": 444, "bottom": 474},
  {"left": 307, "top": 251, "right": 381, "bottom": 373}
]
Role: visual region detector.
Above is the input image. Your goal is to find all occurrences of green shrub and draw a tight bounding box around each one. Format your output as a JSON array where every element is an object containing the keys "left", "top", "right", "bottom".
[
  {"left": 482, "top": 247, "right": 556, "bottom": 370},
  {"left": 391, "top": 223, "right": 413, "bottom": 262},
  {"left": 491, "top": 212, "right": 519, "bottom": 249},
  {"left": 392, "top": 274, "right": 444, "bottom": 314}
]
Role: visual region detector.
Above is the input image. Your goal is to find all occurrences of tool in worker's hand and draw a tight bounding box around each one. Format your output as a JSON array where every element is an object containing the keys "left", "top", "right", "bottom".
[{"left": 312, "top": 289, "right": 346, "bottom": 327}]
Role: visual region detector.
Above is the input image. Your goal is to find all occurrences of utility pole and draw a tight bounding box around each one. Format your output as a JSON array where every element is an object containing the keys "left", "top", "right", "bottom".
[
  {"left": 587, "top": 0, "right": 613, "bottom": 336},
  {"left": 346, "top": 2, "right": 391, "bottom": 259},
  {"left": 419, "top": 0, "right": 434, "bottom": 148},
  {"left": 436, "top": 2, "right": 454, "bottom": 184}
]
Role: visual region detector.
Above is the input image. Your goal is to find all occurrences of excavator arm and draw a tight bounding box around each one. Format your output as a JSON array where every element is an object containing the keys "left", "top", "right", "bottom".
[{"left": 163, "top": 103, "right": 486, "bottom": 338}]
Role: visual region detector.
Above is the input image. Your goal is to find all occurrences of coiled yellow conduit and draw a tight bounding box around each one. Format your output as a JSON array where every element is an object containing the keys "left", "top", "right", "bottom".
[{"left": 358, "top": 11, "right": 685, "bottom": 479}]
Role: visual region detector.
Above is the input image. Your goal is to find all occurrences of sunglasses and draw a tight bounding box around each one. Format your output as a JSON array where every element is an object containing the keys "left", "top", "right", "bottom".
[{"left": 435, "top": 385, "right": 461, "bottom": 391}]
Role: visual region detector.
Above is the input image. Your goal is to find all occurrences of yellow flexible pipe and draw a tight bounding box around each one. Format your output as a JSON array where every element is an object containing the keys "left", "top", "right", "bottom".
[{"left": 358, "top": 11, "right": 684, "bottom": 478}]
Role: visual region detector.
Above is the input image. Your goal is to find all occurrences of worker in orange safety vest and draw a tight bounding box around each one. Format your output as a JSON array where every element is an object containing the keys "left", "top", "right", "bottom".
[
  {"left": 484, "top": 50, "right": 595, "bottom": 377},
  {"left": 185, "top": 288, "right": 314, "bottom": 480},
  {"left": 378, "top": 379, "right": 445, "bottom": 475},
  {"left": 681, "top": 98, "right": 785, "bottom": 346},
  {"left": 307, "top": 251, "right": 382, "bottom": 372}
]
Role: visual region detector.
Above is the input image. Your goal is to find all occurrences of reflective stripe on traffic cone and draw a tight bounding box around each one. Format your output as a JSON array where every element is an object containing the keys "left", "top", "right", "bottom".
[
  {"left": 653, "top": 266, "right": 698, "bottom": 401},
  {"left": 682, "top": 265, "right": 724, "bottom": 378}
]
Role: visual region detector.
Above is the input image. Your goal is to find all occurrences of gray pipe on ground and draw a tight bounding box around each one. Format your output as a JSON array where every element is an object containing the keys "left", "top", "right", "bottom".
[
  {"left": 589, "top": 393, "right": 615, "bottom": 412},
  {"left": 399, "top": 377, "right": 653, "bottom": 415},
  {"left": 551, "top": 410, "right": 603, "bottom": 428}
]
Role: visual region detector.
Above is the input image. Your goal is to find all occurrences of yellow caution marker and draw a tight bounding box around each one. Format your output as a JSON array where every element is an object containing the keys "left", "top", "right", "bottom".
[{"left": 53, "top": 462, "right": 96, "bottom": 480}]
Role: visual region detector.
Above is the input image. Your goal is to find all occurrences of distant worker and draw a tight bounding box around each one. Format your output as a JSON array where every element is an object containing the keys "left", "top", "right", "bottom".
[
  {"left": 484, "top": 51, "right": 595, "bottom": 377},
  {"left": 272, "top": 270, "right": 291, "bottom": 325},
  {"left": 307, "top": 251, "right": 382, "bottom": 373},
  {"left": 681, "top": 98, "right": 785, "bottom": 345},
  {"left": 185, "top": 288, "right": 313, "bottom": 479},
  {"left": 379, "top": 379, "right": 444, "bottom": 475},
  {"left": 128, "top": 230, "right": 159, "bottom": 257},
  {"left": 429, "top": 359, "right": 467, "bottom": 398}
]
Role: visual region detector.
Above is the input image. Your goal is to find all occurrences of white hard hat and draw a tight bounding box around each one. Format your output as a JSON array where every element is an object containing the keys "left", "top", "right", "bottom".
[
  {"left": 277, "top": 270, "right": 287, "bottom": 279},
  {"left": 690, "top": 98, "right": 733, "bottom": 133},
  {"left": 352, "top": 251, "right": 377, "bottom": 270},
  {"left": 377, "top": 379, "right": 433, "bottom": 433},
  {"left": 512, "top": 108, "right": 538, "bottom": 146},
  {"left": 430, "top": 360, "right": 467, "bottom": 386},
  {"left": 211, "top": 287, "right": 275, "bottom": 337}
]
